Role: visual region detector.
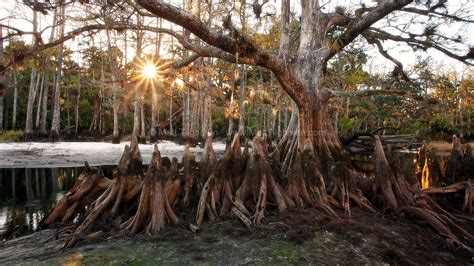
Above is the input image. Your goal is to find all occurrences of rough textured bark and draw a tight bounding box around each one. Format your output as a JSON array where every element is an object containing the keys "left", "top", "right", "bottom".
[
  {"left": 63, "top": 138, "right": 145, "bottom": 248},
  {"left": 41, "top": 162, "right": 111, "bottom": 226},
  {"left": 120, "top": 144, "right": 180, "bottom": 236}
]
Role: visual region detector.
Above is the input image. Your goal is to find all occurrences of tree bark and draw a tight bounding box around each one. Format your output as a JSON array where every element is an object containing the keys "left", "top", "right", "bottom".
[
  {"left": 150, "top": 18, "right": 162, "bottom": 143},
  {"left": 201, "top": 58, "right": 212, "bottom": 140},
  {"left": 106, "top": 30, "right": 120, "bottom": 144},
  {"left": 238, "top": 64, "right": 246, "bottom": 136},
  {"left": 0, "top": 24, "right": 4, "bottom": 132},
  {"left": 24, "top": 3, "right": 39, "bottom": 135},
  {"left": 182, "top": 86, "right": 190, "bottom": 139},
  {"left": 0, "top": 95, "right": 3, "bottom": 132},
  {"left": 133, "top": 13, "right": 144, "bottom": 141},
  {"left": 50, "top": 4, "right": 66, "bottom": 140},
  {"left": 11, "top": 65, "right": 18, "bottom": 130},
  {"left": 75, "top": 74, "right": 80, "bottom": 137},
  {"left": 25, "top": 69, "right": 39, "bottom": 134}
]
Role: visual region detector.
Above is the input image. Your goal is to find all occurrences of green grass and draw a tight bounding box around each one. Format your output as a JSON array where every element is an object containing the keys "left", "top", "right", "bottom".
[{"left": 0, "top": 130, "right": 24, "bottom": 142}]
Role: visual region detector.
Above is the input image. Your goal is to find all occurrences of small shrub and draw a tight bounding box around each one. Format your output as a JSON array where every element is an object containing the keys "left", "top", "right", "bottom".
[
  {"left": 431, "top": 116, "right": 458, "bottom": 135},
  {"left": 0, "top": 130, "right": 24, "bottom": 142}
]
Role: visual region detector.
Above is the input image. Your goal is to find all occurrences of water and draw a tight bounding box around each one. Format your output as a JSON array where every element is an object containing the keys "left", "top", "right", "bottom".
[{"left": 0, "top": 166, "right": 113, "bottom": 240}]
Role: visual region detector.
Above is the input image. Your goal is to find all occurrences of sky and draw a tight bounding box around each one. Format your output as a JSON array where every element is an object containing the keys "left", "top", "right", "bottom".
[{"left": 1, "top": 0, "right": 473, "bottom": 76}]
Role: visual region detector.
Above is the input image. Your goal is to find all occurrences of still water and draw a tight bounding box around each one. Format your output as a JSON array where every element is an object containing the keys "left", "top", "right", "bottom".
[{"left": 0, "top": 166, "right": 113, "bottom": 240}]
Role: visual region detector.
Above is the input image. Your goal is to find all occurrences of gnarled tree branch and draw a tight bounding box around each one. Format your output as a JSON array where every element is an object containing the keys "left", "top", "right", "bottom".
[{"left": 325, "top": 0, "right": 413, "bottom": 61}]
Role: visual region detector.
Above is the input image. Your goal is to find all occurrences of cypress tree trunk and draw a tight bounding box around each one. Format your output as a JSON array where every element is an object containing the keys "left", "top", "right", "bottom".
[
  {"left": 25, "top": 69, "right": 39, "bottom": 135},
  {"left": 75, "top": 74, "right": 80, "bottom": 137},
  {"left": 133, "top": 13, "right": 144, "bottom": 141},
  {"left": 50, "top": 3, "right": 66, "bottom": 140},
  {"left": 24, "top": 3, "right": 39, "bottom": 135},
  {"left": 0, "top": 24, "right": 4, "bottom": 133},
  {"left": 106, "top": 29, "right": 120, "bottom": 144},
  {"left": 0, "top": 96, "right": 3, "bottom": 133}
]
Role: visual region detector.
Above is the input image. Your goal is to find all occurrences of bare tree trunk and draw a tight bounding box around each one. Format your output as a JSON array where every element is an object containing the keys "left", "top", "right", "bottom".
[
  {"left": 169, "top": 95, "right": 173, "bottom": 136},
  {"left": 201, "top": 59, "right": 212, "bottom": 139},
  {"left": 38, "top": 9, "right": 58, "bottom": 135},
  {"left": 25, "top": 69, "right": 39, "bottom": 134},
  {"left": 11, "top": 65, "right": 18, "bottom": 130},
  {"left": 150, "top": 19, "right": 162, "bottom": 143},
  {"left": 150, "top": 91, "right": 159, "bottom": 142},
  {"left": 238, "top": 64, "right": 246, "bottom": 136},
  {"left": 66, "top": 90, "right": 70, "bottom": 129},
  {"left": 25, "top": 3, "right": 41, "bottom": 135},
  {"left": 35, "top": 67, "right": 46, "bottom": 130},
  {"left": 38, "top": 63, "right": 50, "bottom": 135},
  {"left": 133, "top": 13, "right": 144, "bottom": 141},
  {"left": 106, "top": 29, "right": 120, "bottom": 143},
  {"left": 50, "top": 4, "right": 66, "bottom": 140},
  {"left": 140, "top": 100, "right": 146, "bottom": 141},
  {"left": 277, "top": 106, "right": 282, "bottom": 139},
  {"left": 75, "top": 74, "right": 80, "bottom": 137},
  {"left": 0, "top": 97, "right": 3, "bottom": 133},
  {"left": 182, "top": 87, "right": 190, "bottom": 139},
  {"left": 0, "top": 24, "right": 4, "bottom": 133}
]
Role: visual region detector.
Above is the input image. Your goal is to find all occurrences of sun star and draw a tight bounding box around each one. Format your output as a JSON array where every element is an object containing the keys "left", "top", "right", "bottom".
[{"left": 142, "top": 63, "right": 157, "bottom": 79}]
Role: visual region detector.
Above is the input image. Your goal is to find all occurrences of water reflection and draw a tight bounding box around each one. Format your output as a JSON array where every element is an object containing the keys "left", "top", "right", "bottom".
[{"left": 0, "top": 166, "right": 113, "bottom": 240}]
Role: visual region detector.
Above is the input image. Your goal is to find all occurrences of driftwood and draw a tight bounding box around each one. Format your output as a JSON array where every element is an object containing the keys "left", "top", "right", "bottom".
[{"left": 345, "top": 133, "right": 419, "bottom": 154}]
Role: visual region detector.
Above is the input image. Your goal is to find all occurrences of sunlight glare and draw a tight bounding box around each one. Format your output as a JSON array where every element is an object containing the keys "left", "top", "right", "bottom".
[
  {"left": 142, "top": 63, "right": 157, "bottom": 79},
  {"left": 175, "top": 77, "right": 184, "bottom": 87}
]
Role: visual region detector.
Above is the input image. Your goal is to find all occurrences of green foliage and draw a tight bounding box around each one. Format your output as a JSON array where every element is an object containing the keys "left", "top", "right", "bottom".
[
  {"left": 431, "top": 116, "right": 458, "bottom": 135},
  {"left": 339, "top": 117, "right": 358, "bottom": 135},
  {"left": 211, "top": 108, "right": 228, "bottom": 136},
  {"left": 0, "top": 130, "right": 24, "bottom": 142}
]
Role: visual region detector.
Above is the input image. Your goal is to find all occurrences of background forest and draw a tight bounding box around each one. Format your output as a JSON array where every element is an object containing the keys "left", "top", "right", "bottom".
[{"left": 0, "top": 1, "right": 473, "bottom": 143}]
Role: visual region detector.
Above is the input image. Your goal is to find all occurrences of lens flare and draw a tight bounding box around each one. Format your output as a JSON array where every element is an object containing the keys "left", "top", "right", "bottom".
[{"left": 142, "top": 63, "right": 157, "bottom": 79}]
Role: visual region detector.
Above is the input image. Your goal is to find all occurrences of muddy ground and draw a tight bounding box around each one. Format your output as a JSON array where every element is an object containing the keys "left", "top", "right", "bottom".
[{"left": 0, "top": 209, "right": 471, "bottom": 265}]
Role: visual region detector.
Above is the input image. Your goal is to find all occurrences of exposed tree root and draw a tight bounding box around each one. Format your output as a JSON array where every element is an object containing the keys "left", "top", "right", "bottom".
[
  {"left": 371, "top": 135, "right": 473, "bottom": 250},
  {"left": 199, "top": 134, "right": 217, "bottom": 188},
  {"left": 197, "top": 133, "right": 294, "bottom": 227},
  {"left": 62, "top": 137, "right": 144, "bottom": 248},
  {"left": 120, "top": 144, "right": 181, "bottom": 235},
  {"left": 41, "top": 162, "right": 110, "bottom": 226},
  {"left": 424, "top": 182, "right": 473, "bottom": 214},
  {"left": 444, "top": 135, "right": 473, "bottom": 184},
  {"left": 196, "top": 134, "right": 244, "bottom": 226},
  {"left": 415, "top": 135, "right": 473, "bottom": 214},
  {"left": 41, "top": 128, "right": 472, "bottom": 253},
  {"left": 274, "top": 123, "right": 373, "bottom": 216},
  {"left": 182, "top": 145, "right": 198, "bottom": 208},
  {"left": 234, "top": 136, "right": 294, "bottom": 225},
  {"left": 417, "top": 142, "right": 443, "bottom": 188}
]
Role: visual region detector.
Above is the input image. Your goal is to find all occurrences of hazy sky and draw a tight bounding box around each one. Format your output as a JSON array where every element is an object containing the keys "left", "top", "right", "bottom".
[{"left": 1, "top": 0, "right": 473, "bottom": 75}]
